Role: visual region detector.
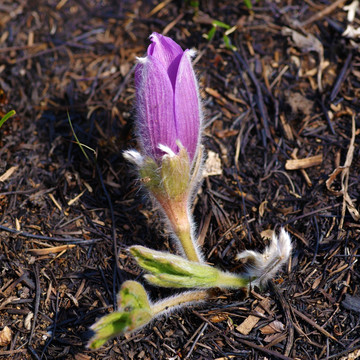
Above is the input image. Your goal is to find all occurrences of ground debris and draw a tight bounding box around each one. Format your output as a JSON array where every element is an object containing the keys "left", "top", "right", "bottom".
[{"left": 0, "top": 0, "right": 359, "bottom": 359}]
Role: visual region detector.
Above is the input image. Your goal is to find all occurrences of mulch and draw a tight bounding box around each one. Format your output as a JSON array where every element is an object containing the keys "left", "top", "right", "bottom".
[{"left": 0, "top": 0, "right": 359, "bottom": 359}]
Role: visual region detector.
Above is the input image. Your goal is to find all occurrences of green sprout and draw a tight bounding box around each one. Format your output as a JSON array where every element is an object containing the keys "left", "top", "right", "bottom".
[
  {"left": 0, "top": 110, "right": 16, "bottom": 129},
  {"left": 243, "top": 0, "right": 253, "bottom": 9},
  {"left": 203, "top": 20, "right": 237, "bottom": 51}
]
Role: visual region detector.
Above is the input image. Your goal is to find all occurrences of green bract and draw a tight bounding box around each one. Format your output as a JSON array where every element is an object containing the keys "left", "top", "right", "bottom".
[{"left": 130, "top": 246, "right": 249, "bottom": 289}]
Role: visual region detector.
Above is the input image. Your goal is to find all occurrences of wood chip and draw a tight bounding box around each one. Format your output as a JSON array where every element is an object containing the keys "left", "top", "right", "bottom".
[
  {"left": 236, "top": 298, "right": 271, "bottom": 335},
  {"left": 24, "top": 312, "right": 34, "bottom": 330},
  {"left": 0, "top": 166, "right": 18, "bottom": 182},
  {"left": 340, "top": 349, "right": 360, "bottom": 360},
  {"left": 203, "top": 150, "right": 222, "bottom": 177},
  {"left": 285, "top": 154, "right": 323, "bottom": 170},
  {"left": 260, "top": 320, "right": 285, "bottom": 334},
  {"left": 0, "top": 326, "right": 12, "bottom": 346},
  {"left": 279, "top": 114, "right": 294, "bottom": 140},
  {"left": 67, "top": 189, "right": 86, "bottom": 206}
]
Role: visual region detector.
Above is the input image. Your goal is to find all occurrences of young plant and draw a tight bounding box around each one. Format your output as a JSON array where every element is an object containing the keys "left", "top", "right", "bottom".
[{"left": 89, "top": 33, "right": 292, "bottom": 349}]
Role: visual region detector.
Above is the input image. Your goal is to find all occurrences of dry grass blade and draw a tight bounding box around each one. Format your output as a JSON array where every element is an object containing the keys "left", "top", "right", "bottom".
[
  {"left": 28, "top": 244, "right": 76, "bottom": 255},
  {"left": 326, "top": 115, "right": 359, "bottom": 227}
]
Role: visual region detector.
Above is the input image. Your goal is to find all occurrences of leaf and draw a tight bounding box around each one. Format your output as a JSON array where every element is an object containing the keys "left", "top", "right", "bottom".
[
  {"left": 206, "top": 26, "right": 217, "bottom": 41},
  {"left": 212, "top": 20, "right": 230, "bottom": 29},
  {"left": 0, "top": 110, "right": 16, "bottom": 129},
  {"left": 88, "top": 281, "right": 152, "bottom": 349},
  {"left": 88, "top": 311, "right": 132, "bottom": 349},
  {"left": 117, "top": 280, "right": 151, "bottom": 311},
  {"left": 130, "top": 246, "right": 249, "bottom": 289}
]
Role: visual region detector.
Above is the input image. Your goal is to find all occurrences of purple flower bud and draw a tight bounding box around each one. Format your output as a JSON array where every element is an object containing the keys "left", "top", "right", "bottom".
[{"left": 135, "top": 33, "right": 201, "bottom": 163}]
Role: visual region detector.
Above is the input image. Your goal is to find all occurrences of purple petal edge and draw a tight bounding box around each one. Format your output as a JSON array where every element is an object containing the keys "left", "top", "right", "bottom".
[{"left": 174, "top": 50, "right": 201, "bottom": 163}]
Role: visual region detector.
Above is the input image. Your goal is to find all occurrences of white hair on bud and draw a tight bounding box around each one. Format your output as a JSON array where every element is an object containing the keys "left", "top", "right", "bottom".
[
  {"left": 136, "top": 56, "right": 148, "bottom": 64},
  {"left": 123, "top": 150, "right": 144, "bottom": 167},
  {"left": 236, "top": 228, "right": 292, "bottom": 285},
  {"left": 187, "top": 49, "right": 197, "bottom": 58},
  {"left": 158, "top": 144, "right": 176, "bottom": 157}
]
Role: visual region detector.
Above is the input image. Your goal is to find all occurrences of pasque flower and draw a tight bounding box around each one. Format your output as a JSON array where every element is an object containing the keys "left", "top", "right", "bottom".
[
  {"left": 90, "top": 33, "right": 293, "bottom": 349},
  {"left": 124, "top": 33, "right": 203, "bottom": 262},
  {"left": 134, "top": 32, "right": 202, "bottom": 163}
]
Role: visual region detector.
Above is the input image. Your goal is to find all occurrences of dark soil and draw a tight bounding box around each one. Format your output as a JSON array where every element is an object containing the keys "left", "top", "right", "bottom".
[{"left": 0, "top": 1, "right": 359, "bottom": 359}]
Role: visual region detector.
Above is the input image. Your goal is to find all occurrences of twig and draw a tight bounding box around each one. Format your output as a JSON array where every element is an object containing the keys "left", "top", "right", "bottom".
[
  {"left": 27, "top": 345, "right": 41, "bottom": 360},
  {"left": 301, "top": 0, "right": 348, "bottom": 27},
  {"left": 269, "top": 281, "right": 294, "bottom": 357},
  {"left": 330, "top": 52, "right": 352, "bottom": 102},
  {"left": 0, "top": 224, "right": 102, "bottom": 244},
  {"left": 284, "top": 204, "right": 341, "bottom": 225},
  {"left": 320, "top": 95, "right": 336, "bottom": 135},
  {"left": 0, "top": 349, "right": 27, "bottom": 355},
  {"left": 184, "top": 322, "right": 208, "bottom": 359},
  {"left": 41, "top": 292, "right": 59, "bottom": 358},
  {"left": 28, "top": 265, "right": 41, "bottom": 345},
  {"left": 233, "top": 50, "right": 271, "bottom": 144},
  {"left": 311, "top": 216, "right": 321, "bottom": 266},
  {"left": 234, "top": 337, "right": 294, "bottom": 360},
  {"left": 323, "top": 344, "right": 360, "bottom": 360},
  {"left": 113, "top": 64, "right": 136, "bottom": 102},
  {"left": 292, "top": 307, "right": 344, "bottom": 346}
]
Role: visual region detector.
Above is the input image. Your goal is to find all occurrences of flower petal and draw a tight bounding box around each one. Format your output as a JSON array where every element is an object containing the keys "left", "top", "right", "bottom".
[
  {"left": 135, "top": 56, "right": 177, "bottom": 159},
  {"left": 174, "top": 50, "right": 201, "bottom": 162},
  {"left": 148, "top": 32, "right": 183, "bottom": 88}
]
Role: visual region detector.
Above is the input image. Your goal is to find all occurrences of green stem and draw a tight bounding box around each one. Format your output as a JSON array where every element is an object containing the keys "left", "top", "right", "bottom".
[
  {"left": 176, "top": 227, "right": 201, "bottom": 263},
  {"left": 156, "top": 195, "right": 201, "bottom": 263},
  {"left": 151, "top": 290, "right": 208, "bottom": 316},
  {"left": 215, "top": 271, "right": 249, "bottom": 289}
]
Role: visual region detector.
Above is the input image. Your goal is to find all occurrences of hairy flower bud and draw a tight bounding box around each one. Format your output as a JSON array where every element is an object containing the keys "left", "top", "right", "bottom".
[
  {"left": 124, "top": 33, "right": 204, "bottom": 262},
  {"left": 135, "top": 32, "right": 202, "bottom": 163}
]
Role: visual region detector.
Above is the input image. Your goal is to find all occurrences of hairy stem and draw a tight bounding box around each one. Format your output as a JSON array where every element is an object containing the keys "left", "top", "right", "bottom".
[
  {"left": 176, "top": 226, "right": 201, "bottom": 263},
  {"left": 157, "top": 196, "right": 201, "bottom": 263},
  {"left": 151, "top": 290, "right": 209, "bottom": 316}
]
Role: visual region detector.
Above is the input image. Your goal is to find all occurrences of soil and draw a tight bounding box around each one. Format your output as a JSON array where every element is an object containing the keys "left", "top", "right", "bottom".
[{"left": 0, "top": 1, "right": 359, "bottom": 359}]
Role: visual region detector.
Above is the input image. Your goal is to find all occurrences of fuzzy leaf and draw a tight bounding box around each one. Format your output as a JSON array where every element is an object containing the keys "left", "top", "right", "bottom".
[
  {"left": 117, "top": 280, "right": 151, "bottom": 311},
  {"left": 130, "top": 246, "right": 249, "bottom": 289},
  {"left": 88, "top": 281, "right": 152, "bottom": 349}
]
